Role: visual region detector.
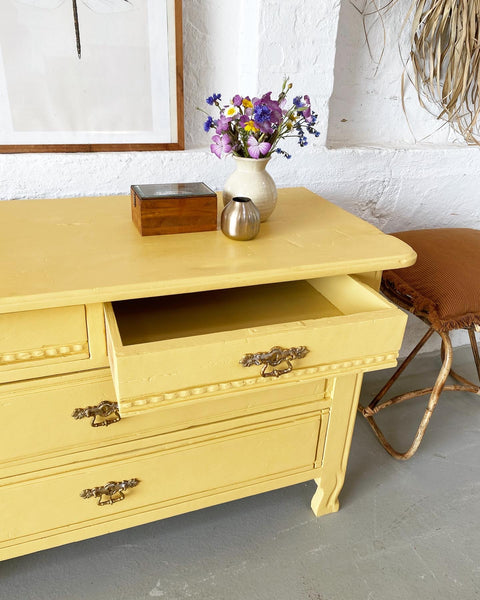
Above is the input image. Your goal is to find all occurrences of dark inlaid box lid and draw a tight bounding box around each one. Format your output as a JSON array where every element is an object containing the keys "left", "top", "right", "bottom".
[{"left": 132, "top": 182, "right": 215, "bottom": 201}]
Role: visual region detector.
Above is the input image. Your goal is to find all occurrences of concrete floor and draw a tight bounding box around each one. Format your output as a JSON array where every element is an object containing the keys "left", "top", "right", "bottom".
[{"left": 2, "top": 347, "right": 480, "bottom": 600}]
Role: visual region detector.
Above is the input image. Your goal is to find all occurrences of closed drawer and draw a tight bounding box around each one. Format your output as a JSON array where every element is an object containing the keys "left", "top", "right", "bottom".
[
  {"left": 0, "top": 304, "right": 108, "bottom": 383},
  {"left": 0, "top": 406, "right": 325, "bottom": 547},
  {"left": 0, "top": 369, "right": 330, "bottom": 477},
  {"left": 105, "top": 275, "right": 407, "bottom": 416}
]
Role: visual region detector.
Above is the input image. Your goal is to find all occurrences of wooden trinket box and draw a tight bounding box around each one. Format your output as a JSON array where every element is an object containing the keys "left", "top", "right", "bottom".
[{"left": 131, "top": 182, "right": 218, "bottom": 236}]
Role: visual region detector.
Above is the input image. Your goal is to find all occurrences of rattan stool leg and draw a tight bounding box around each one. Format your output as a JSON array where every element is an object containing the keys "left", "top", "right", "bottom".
[
  {"left": 363, "top": 326, "right": 436, "bottom": 414},
  {"left": 469, "top": 329, "right": 480, "bottom": 381},
  {"left": 359, "top": 330, "right": 453, "bottom": 460},
  {"left": 442, "top": 327, "right": 480, "bottom": 392}
]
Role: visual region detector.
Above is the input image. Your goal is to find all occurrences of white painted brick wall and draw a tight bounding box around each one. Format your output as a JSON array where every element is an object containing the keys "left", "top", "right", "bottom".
[{"left": 0, "top": 0, "right": 478, "bottom": 355}]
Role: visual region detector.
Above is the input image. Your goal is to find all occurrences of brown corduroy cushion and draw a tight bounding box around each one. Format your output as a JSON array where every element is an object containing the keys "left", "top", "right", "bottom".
[{"left": 382, "top": 228, "right": 480, "bottom": 331}]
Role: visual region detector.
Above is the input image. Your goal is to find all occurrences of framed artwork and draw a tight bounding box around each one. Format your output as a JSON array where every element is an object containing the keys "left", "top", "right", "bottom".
[{"left": 0, "top": 0, "right": 184, "bottom": 153}]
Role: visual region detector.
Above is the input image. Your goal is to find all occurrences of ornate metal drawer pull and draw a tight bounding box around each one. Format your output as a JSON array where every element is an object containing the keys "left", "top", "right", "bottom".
[
  {"left": 80, "top": 478, "right": 140, "bottom": 506},
  {"left": 240, "top": 345, "right": 310, "bottom": 378},
  {"left": 72, "top": 400, "right": 121, "bottom": 427}
]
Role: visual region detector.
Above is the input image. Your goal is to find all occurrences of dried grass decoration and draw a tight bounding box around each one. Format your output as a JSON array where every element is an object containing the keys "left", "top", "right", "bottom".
[{"left": 358, "top": 0, "right": 480, "bottom": 144}]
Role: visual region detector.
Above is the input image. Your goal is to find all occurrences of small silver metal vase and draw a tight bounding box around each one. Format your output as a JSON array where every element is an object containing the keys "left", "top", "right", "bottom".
[{"left": 220, "top": 196, "right": 261, "bottom": 241}]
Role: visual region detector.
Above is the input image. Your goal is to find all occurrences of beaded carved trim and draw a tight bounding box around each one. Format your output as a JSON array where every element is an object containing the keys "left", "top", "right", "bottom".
[
  {"left": 120, "top": 352, "right": 398, "bottom": 412},
  {"left": 0, "top": 341, "right": 89, "bottom": 366}
]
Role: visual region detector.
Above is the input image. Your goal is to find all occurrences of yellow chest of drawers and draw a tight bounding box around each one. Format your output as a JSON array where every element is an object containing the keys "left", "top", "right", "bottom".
[{"left": 0, "top": 188, "right": 416, "bottom": 560}]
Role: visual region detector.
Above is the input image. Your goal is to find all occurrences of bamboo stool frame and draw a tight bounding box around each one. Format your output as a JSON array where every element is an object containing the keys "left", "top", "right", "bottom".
[{"left": 358, "top": 292, "right": 480, "bottom": 460}]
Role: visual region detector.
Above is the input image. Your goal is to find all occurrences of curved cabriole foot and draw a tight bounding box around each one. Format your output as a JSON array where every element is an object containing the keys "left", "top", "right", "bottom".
[{"left": 311, "top": 477, "right": 340, "bottom": 517}]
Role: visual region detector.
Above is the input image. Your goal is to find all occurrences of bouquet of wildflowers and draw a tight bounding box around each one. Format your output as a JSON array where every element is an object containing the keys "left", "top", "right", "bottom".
[{"left": 200, "top": 78, "right": 320, "bottom": 160}]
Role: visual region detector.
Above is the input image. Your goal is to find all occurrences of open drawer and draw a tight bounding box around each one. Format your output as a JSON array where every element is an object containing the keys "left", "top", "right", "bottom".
[{"left": 104, "top": 275, "right": 407, "bottom": 416}]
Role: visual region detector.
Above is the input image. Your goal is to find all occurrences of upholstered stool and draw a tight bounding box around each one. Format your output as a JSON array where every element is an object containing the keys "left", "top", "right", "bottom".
[{"left": 358, "top": 228, "right": 480, "bottom": 460}]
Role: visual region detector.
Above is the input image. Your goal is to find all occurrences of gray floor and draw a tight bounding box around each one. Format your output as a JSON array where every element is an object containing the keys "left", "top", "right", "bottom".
[{"left": 2, "top": 347, "right": 480, "bottom": 600}]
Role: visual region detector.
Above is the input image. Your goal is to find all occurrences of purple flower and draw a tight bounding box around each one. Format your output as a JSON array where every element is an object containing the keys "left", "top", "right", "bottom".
[
  {"left": 303, "top": 94, "right": 312, "bottom": 122},
  {"left": 215, "top": 114, "right": 230, "bottom": 133},
  {"left": 247, "top": 136, "right": 271, "bottom": 159},
  {"left": 253, "top": 103, "right": 272, "bottom": 124},
  {"left": 210, "top": 134, "right": 232, "bottom": 158},
  {"left": 293, "top": 96, "right": 304, "bottom": 108},
  {"left": 203, "top": 116, "right": 214, "bottom": 132},
  {"left": 275, "top": 148, "right": 291, "bottom": 159},
  {"left": 232, "top": 94, "right": 243, "bottom": 107},
  {"left": 252, "top": 92, "right": 283, "bottom": 133},
  {"left": 260, "top": 93, "right": 283, "bottom": 121},
  {"left": 206, "top": 93, "right": 221, "bottom": 106}
]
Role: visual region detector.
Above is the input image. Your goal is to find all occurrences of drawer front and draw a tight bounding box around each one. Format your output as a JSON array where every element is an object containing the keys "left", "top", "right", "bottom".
[
  {"left": 105, "top": 275, "right": 407, "bottom": 416},
  {"left": 0, "top": 369, "right": 330, "bottom": 476},
  {"left": 0, "top": 410, "right": 324, "bottom": 544},
  {"left": 0, "top": 304, "right": 108, "bottom": 383}
]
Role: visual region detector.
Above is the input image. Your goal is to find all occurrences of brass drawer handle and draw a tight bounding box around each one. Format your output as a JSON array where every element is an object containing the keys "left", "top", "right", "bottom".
[
  {"left": 72, "top": 400, "right": 121, "bottom": 427},
  {"left": 80, "top": 479, "right": 140, "bottom": 506},
  {"left": 240, "top": 345, "right": 310, "bottom": 378}
]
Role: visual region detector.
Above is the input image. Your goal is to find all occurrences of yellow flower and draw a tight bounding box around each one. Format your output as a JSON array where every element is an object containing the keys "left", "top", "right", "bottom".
[
  {"left": 242, "top": 98, "right": 253, "bottom": 109},
  {"left": 244, "top": 120, "right": 259, "bottom": 132},
  {"left": 286, "top": 115, "right": 297, "bottom": 130}
]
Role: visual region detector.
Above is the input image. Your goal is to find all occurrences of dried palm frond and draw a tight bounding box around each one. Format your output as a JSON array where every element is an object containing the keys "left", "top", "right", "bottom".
[{"left": 358, "top": 0, "right": 480, "bottom": 144}]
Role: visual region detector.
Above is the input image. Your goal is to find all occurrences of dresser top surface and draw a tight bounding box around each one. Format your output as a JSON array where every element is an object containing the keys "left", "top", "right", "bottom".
[{"left": 0, "top": 187, "right": 416, "bottom": 312}]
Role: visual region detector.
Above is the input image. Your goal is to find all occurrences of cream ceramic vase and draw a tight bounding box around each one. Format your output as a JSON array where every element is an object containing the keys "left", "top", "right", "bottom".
[{"left": 223, "top": 156, "right": 277, "bottom": 222}]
